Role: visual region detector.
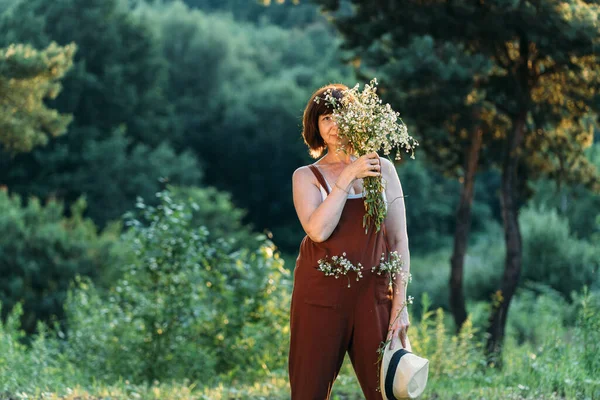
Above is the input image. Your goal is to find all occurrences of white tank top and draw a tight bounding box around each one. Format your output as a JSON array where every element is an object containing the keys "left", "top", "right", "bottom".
[{"left": 314, "top": 166, "right": 388, "bottom": 209}]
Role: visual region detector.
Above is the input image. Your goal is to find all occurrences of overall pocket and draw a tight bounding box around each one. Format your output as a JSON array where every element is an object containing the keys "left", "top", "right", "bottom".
[
  {"left": 375, "top": 273, "right": 394, "bottom": 304},
  {"left": 301, "top": 264, "right": 343, "bottom": 308}
]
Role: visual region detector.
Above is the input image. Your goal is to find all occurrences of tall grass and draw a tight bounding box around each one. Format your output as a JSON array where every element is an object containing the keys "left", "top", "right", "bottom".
[{"left": 1, "top": 288, "right": 599, "bottom": 399}]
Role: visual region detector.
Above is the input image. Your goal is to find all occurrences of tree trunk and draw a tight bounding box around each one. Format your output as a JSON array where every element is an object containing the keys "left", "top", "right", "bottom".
[
  {"left": 449, "top": 124, "right": 483, "bottom": 332},
  {"left": 486, "top": 111, "right": 526, "bottom": 365}
]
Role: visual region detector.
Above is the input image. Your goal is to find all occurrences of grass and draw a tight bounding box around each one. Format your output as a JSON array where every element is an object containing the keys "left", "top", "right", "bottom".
[
  {"left": 2, "top": 289, "right": 599, "bottom": 400},
  {"left": 3, "top": 330, "right": 599, "bottom": 400}
]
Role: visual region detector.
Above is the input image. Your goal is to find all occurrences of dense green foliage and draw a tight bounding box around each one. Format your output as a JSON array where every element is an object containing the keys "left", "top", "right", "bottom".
[
  {"left": 398, "top": 158, "right": 498, "bottom": 252},
  {"left": 408, "top": 204, "right": 599, "bottom": 318},
  {"left": 0, "top": 42, "right": 75, "bottom": 154},
  {"left": 520, "top": 207, "right": 600, "bottom": 296},
  {"left": 0, "top": 0, "right": 598, "bottom": 397},
  {"left": 0, "top": 0, "right": 12, "bottom": 13},
  {"left": 168, "top": 185, "right": 259, "bottom": 248},
  {"left": 63, "top": 190, "right": 289, "bottom": 383},
  {"left": 134, "top": 0, "right": 356, "bottom": 251},
  {"left": 1, "top": 288, "right": 599, "bottom": 398},
  {"left": 179, "top": 0, "right": 322, "bottom": 27},
  {"left": 0, "top": 0, "right": 201, "bottom": 226},
  {"left": 530, "top": 144, "right": 600, "bottom": 239},
  {"left": 0, "top": 190, "right": 121, "bottom": 333}
]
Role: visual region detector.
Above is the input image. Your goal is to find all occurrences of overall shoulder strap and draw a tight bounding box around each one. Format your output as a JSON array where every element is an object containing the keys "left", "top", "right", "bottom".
[{"left": 308, "top": 165, "right": 330, "bottom": 195}]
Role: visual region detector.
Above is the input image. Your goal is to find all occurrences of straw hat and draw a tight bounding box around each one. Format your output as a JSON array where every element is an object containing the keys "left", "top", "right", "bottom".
[{"left": 379, "top": 339, "right": 429, "bottom": 399}]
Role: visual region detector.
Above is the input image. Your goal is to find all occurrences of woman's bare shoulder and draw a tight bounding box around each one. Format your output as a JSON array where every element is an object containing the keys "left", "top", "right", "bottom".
[
  {"left": 293, "top": 164, "right": 316, "bottom": 179},
  {"left": 294, "top": 164, "right": 312, "bottom": 173},
  {"left": 293, "top": 165, "right": 322, "bottom": 206},
  {"left": 292, "top": 165, "right": 318, "bottom": 187}
]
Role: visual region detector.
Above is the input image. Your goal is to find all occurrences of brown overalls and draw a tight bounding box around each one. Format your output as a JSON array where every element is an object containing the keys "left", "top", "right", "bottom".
[{"left": 289, "top": 165, "right": 392, "bottom": 400}]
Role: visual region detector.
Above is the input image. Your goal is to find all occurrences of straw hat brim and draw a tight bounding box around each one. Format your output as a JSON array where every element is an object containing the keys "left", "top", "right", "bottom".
[{"left": 380, "top": 342, "right": 429, "bottom": 400}]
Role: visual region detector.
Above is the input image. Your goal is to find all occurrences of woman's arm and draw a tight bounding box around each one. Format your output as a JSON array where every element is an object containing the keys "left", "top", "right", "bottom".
[
  {"left": 381, "top": 157, "right": 411, "bottom": 350},
  {"left": 292, "top": 153, "right": 381, "bottom": 243}
]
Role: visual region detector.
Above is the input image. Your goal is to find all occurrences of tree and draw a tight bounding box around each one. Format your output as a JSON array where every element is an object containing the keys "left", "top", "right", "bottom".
[
  {"left": 135, "top": 1, "right": 355, "bottom": 252},
  {"left": 309, "top": 0, "right": 600, "bottom": 362},
  {"left": 530, "top": 142, "right": 600, "bottom": 239},
  {"left": 0, "top": 0, "right": 15, "bottom": 14},
  {"left": 179, "top": 0, "right": 321, "bottom": 27},
  {"left": 0, "top": 42, "right": 75, "bottom": 154},
  {"left": 0, "top": 189, "right": 122, "bottom": 333},
  {"left": 0, "top": 0, "right": 201, "bottom": 226},
  {"left": 396, "top": 157, "right": 496, "bottom": 253}
]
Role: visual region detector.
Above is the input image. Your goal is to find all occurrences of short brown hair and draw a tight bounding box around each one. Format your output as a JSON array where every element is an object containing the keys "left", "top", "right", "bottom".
[{"left": 302, "top": 83, "right": 348, "bottom": 158}]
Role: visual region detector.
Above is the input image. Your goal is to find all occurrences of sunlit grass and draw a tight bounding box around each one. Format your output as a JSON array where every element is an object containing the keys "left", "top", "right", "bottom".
[{"left": 2, "top": 289, "right": 599, "bottom": 400}]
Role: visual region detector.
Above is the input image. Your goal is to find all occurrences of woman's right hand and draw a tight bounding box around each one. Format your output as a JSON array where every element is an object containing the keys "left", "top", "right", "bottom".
[{"left": 343, "top": 152, "right": 381, "bottom": 181}]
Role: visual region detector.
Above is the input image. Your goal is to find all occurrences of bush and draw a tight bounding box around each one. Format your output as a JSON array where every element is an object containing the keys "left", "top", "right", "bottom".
[
  {"left": 409, "top": 249, "right": 451, "bottom": 315},
  {"left": 0, "top": 189, "right": 122, "bottom": 334},
  {"left": 168, "top": 185, "right": 258, "bottom": 249},
  {"left": 462, "top": 221, "right": 505, "bottom": 302},
  {"left": 417, "top": 206, "right": 600, "bottom": 320},
  {"left": 64, "top": 189, "right": 290, "bottom": 384},
  {"left": 520, "top": 207, "right": 599, "bottom": 297},
  {"left": 528, "top": 143, "right": 600, "bottom": 240},
  {"left": 409, "top": 221, "right": 505, "bottom": 318},
  {"left": 409, "top": 294, "right": 485, "bottom": 381},
  {"left": 409, "top": 289, "right": 600, "bottom": 399},
  {"left": 573, "top": 287, "right": 600, "bottom": 376},
  {"left": 0, "top": 302, "right": 78, "bottom": 393},
  {"left": 506, "top": 284, "right": 573, "bottom": 346},
  {"left": 502, "top": 288, "right": 600, "bottom": 400}
]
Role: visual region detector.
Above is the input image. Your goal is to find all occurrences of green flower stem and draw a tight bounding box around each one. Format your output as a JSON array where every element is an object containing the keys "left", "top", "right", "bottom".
[{"left": 362, "top": 175, "right": 386, "bottom": 233}]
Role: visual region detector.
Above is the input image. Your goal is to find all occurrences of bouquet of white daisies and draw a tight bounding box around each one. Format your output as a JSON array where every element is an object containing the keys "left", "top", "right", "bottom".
[{"left": 317, "top": 79, "right": 417, "bottom": 233}]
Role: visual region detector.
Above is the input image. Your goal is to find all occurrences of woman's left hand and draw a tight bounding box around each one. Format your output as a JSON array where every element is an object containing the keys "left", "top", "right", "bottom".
[{"left": 388, "top": 307, "right": 411, "bottom": 351}]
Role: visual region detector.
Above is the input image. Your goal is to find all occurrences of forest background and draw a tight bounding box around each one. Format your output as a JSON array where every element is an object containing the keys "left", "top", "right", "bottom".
[{"left": 0, "top": 0, "right": 599, "bottom": 399}]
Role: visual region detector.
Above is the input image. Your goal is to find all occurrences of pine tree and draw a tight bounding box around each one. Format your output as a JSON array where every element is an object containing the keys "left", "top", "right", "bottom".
[
  {"left": 0, "top": 42, "right": 75, "bottom": 154},
  {"left": 0, "top": 0, "right": 201, "bottom": 226}
]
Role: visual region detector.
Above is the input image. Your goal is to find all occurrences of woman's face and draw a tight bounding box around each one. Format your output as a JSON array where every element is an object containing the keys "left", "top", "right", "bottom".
[{"left": 318, "top": 113, "right": 342, "bottom": 148}]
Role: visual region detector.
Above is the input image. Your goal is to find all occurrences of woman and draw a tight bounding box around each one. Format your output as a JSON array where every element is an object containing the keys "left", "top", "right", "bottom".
[{"left": 289, "top": 83, "right": 412, "bottom": 399}]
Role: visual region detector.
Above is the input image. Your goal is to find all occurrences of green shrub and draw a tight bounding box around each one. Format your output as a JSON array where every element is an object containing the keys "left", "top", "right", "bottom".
[
  {"left": 409, "top": 222, "right": 504, "bottom": 317},
  {"left": 168, "top": 185, "right": 258, "bottom": 249},
  {"left": 0, "top": 190, "right": 122, "bottom": 334},
  {"left": 418, "top": 207, "right": 600, "bottom": 321},
  {"left": 411, "top": 290, "right": 600, "bottom": 399},
  {"left": 528, "top": 144, "right": 600, "bottom": 240},
  {"left": 506, "top": 284, "right": 572, "bottom": 346},
  {"left": 0, "top": 302, "right": 81, "bottom": 393},
  {"left": 573, "top": 287, "right": 600, "bottom": 376},
  {"left": 409, "top": 249, "right": 451, "bottom": 315},
  {"left": 503, "top": 288, "right": 600, "bottom": 399},
  {"left": 520, "top": 207, "right": 599, "bottom": 297},
  {"left": 64, "top": 189, "right": 290, "bottom": 384},
  {"left": 409, "top": 294, "right": 485, "bottom": 381},
  {"left": 462, "top": 222, "right": 505, "bottom": 302}
]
